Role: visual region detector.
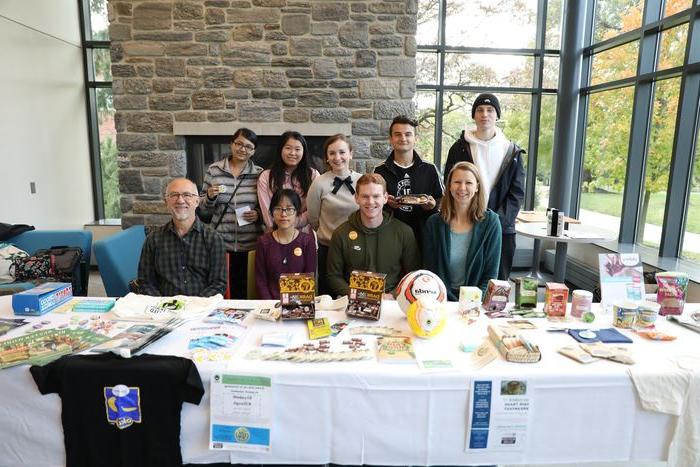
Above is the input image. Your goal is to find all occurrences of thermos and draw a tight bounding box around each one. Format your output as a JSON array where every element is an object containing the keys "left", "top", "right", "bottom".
[{"left": 547, "top": 208, "right": 564, "bottom": 237}]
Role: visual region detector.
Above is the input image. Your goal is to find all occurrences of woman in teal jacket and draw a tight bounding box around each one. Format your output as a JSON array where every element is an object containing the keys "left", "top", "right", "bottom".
[{"left": 424, "top": 161, "right": 502, "bottom": 300}]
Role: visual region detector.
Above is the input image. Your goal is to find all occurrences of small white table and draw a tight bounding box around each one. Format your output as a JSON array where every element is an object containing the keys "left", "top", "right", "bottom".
[{"left": 515, "top": 222, "right": 617, "bottom": 283}]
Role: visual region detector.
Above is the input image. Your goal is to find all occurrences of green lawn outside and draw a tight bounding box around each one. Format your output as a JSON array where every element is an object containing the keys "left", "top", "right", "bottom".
[{"left": 579, "top": 192, "right": 700, "bottom": 233}]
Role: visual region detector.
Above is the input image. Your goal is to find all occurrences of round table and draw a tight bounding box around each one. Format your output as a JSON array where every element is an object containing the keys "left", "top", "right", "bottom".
[{"left": 515, "top": 222, "right": 617, "bottom": 283}]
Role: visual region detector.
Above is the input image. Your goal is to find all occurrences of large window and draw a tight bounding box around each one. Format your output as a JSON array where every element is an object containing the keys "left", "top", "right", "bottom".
[
  {"left": 415, "top": 0, "right": 562, "bottom": 211},
  {"left": 579, "top": 0, "right": 700, "bottom": 264},
  {"left": 79, "top": 0, "right": 119, "bottom": 219}
]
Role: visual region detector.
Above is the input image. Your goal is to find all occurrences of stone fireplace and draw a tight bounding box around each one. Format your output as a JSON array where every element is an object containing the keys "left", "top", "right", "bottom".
[{"left": 110, "top": 0, "right": 417, "bottom": 227}]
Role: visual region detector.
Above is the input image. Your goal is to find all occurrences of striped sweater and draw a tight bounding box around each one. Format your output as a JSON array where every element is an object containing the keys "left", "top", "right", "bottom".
[{"left": 200, "top": 158, "right": 263, "bottom": 252}]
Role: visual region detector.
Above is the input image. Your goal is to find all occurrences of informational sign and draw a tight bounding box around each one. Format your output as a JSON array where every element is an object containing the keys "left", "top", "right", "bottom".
[
  {"left": 209, "top": 373, "right": 272, "bottom": 452},
  {"left": 466, "top": 379, "right": 532, "bottom": 452},
  {"left": 598, "top": 253, "right": 644, "bottom": 312}
]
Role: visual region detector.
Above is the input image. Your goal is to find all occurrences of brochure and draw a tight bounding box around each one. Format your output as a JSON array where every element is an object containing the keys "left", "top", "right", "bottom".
[
  {"left": 0, "top": 328, "right": 109, "bottom": 369},
  {"left": 204, "top": 307, "right": 252, "bottom": 327},
  {"left": 91, "top": 317, "right": 184, "bottom": 357},
  {"left": 0, "top": 318, "right": 29, "bottom": 337}
]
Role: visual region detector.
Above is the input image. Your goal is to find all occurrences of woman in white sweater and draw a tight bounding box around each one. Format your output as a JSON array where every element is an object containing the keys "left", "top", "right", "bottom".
[{"left": 307, "top": 134, "right": 361, "bottom": 295}]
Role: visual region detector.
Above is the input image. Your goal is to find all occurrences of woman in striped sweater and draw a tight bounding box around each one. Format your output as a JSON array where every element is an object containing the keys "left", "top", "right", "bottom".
[{"left": 200, "top": 128, "right": 263, "bottom": 299}]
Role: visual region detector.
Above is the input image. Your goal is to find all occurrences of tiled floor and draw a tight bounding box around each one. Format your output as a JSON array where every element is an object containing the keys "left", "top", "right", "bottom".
[{"left": 87, "top": 270, "right": 107, "bottom": 297}]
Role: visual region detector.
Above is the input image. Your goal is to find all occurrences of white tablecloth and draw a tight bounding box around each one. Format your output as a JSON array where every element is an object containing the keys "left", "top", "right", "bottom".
[{"left": 1, "top": 295, "right": 698, "bottom": 466}]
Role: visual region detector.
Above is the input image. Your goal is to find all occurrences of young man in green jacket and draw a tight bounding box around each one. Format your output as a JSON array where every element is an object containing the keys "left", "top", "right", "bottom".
[{"left": 327, "top": 173, "right": 421, "bottom": 298}]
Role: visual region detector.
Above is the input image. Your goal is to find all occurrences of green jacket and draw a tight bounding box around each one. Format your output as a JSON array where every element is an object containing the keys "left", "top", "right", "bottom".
[
  {"left": 327, "top": 210, "right": 421, "bottom": 297},
  {"left": 423, "top": 210, "right": 502, "bottom": 300}
]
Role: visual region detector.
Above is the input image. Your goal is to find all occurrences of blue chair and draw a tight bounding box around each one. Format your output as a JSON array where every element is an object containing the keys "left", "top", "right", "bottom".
[
  {"left": 0, "top": 230, "right": 93, "bottom": 296},
  {"left": 93, "top": 225, "right": 146, "bottom": 297}
]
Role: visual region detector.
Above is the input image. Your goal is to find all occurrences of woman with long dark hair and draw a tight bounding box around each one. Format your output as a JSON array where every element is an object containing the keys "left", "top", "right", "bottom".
[
  {"left": 255, "top": 189, "right": 317, "bottom": 299},
  {"left": 423, "top": 161, "right": 501, "bottom": 298},
  {"left": 257, "top": 131, "right": 320, "bottom": 232},
  {"left": 200, "top": 127, "right": 262, "bottom": 298}
]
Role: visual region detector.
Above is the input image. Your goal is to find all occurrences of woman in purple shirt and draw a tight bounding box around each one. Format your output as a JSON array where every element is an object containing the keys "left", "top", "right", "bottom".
[{"left": 255, "top": 189, "right": 317, "bottom": 299}]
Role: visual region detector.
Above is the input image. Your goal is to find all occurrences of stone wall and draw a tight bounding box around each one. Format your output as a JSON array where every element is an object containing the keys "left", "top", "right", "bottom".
[{"left": 109, "top": 0, "right": 417, "bottom": 226}]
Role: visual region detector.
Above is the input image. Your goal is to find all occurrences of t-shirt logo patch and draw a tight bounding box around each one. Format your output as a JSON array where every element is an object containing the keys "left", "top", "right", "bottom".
[{"left": 105, "top": 384, "right": 142, "bottom": 430}]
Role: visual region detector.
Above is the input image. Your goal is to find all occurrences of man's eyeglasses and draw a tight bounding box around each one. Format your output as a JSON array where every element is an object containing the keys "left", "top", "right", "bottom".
[
  {"left": 166, "top": 192, "right": 198, "bottom": 201},
  {"left": 232, "top": 141, "right": 255, "bottom": 152},
  {"left": 272, "top": 207, "right": 297, "bottom": 215}
]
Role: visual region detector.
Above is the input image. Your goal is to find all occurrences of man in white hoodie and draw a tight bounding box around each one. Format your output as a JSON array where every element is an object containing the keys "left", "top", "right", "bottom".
[{"left": 443, "top": 93, "right": 525, "bottom": 281}]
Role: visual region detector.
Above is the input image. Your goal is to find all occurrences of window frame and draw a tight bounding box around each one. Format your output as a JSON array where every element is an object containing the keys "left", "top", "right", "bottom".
[
  {"left": 575, "top": 0, "right": 700, "bottom": 259},
  {"left": 78, "top": 0, "right": 112, "bottom": 221},
  {"left": 416, "top": 0, "right": 561, "bottom": 211}
]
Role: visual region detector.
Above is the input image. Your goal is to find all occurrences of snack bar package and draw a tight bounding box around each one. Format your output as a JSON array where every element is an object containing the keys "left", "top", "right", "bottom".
[
  {"left": 347, "top": 270, "right": 386, "bottom": 321},
  {"left": 279, "top": 272, "right": 316, "bottom": 320},
  {"left": 655, "top": 271, "right": 688, "bottom": 316}
]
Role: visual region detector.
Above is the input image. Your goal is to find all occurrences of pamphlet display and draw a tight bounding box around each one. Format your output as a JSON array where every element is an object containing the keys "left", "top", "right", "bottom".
[
  {"left": 598, "top": 253, "right": 644, "bottom": 312},
  {"left": 210, "top": 373, "right": 272, "bottom": 452}
]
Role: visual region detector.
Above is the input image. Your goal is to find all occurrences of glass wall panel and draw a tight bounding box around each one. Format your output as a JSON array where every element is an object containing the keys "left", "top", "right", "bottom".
[
  {"left": 638, "top": 78, "right": 682, "bottom": 250},
  {"left": 590, "top": 41, "right": 639, "bottom": 85},
  {"left": 443, "top": 54, "right": 534, "bottom": 88},
  {"left": 579, "top": 86, "right": 636, "bottom": 235},
  {"left": 543, "top": 56, "right": 559, "bottom": 89},
  {"left": 91, "top": 48, "right": 112, "bottom": 82},
  {"left": 593, "top": 0, "right": 644, "bottom": 43},
  {"left": 415, "top": 91, "right": 438, "bottom": 165},
  {"left": 535, "top": 95, "right": 557, "bottom": 210},
  {"left": 88, "top": 0, "right": 109, "bottom": 40},
  {"left": 681, "top": 128, "right": 700, "bottom": 261},
  {"left": 658, "top": 23, "right": 688, "bottom": 71},
  {"left": 95, "top": 88, "right": 120, "bottom": 219},
  {"left": 663, "top": 0, "right": 692, "bottom": 17},
  {"left": 545, "top": 0, "right": 563, "bottom": 49},
  {"left": 417, "top": 0, "right": 439, "bottom": 46},
  {"left": 445, "top": 0, "right": 538, "bottom": 48},
  {"left": 416, "top": 52, "right": 438, "bottom": 85}
]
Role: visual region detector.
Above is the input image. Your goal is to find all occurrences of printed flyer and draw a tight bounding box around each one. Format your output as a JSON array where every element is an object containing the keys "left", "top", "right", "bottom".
[
  {"left": 466, "top": 379, "right": 532, "bottom": 452},
  {"left": 210, "top": 373, "right": 273, "bottom": 452},
  {"left": 598, "top": 253, "right": 644, "bottom": 312}
]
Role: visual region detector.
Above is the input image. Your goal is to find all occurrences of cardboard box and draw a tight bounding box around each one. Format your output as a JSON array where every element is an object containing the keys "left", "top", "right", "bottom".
[
  {"left": 515, "top": 277, "right": 538, "bottom": 308},
  {"left": 482, "top": 279, "right": 511, "bottom": 312},
  {"left": 347, "top": 270, "right": 385, "bottom": 320},
  {"left": 279, "top": 273, "right": 315, "bottom": 320},
  {"left": 12, "top": 282, "right": 73, "bottom": 316}
]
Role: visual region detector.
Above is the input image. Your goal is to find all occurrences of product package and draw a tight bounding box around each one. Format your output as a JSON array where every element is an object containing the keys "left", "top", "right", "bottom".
[
  {"left": 12, "top": 282, "right": 73, "bottom": 316},
  {"left": 347, "top": 270, "right": 386, "bottom": 321},
  {"left": 487, "top": 324, "right": 541, "bottom": 363},
  {"left": 655, "top": 271, "right": 689, "bottom": 316},
  {"left": 482, "top": 279, "right": 511, "bottom": 312},
  {"left": 515, "top": 277, "right": 538, "bottom": 308},
  {"left": 307, "top": 318, "right": 332, "bottom": 340},
  {"left": 544, "top": 282, "right": 569, "bottom": 318},
  {"left": 279, "top": 273, "right": 316, "bottom": 320}
]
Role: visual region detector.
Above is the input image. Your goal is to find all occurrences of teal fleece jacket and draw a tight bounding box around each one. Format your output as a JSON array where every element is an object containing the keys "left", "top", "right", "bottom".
[
  {"left": 327, "top": 210, "right": 421, "bottom": 297},
  {"left": 423, "top": 209, "right": 502, "bottom": 300}
]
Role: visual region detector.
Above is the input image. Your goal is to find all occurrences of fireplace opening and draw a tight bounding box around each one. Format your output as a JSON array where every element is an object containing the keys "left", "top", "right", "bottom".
[{"left": 186, "top": 135, "right": 327, "bottom": 191}]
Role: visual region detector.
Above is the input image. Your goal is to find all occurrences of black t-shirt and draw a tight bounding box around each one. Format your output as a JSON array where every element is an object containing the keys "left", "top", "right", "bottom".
[{"left": 31, "top": 353, "right": 204, "bottom": 467}]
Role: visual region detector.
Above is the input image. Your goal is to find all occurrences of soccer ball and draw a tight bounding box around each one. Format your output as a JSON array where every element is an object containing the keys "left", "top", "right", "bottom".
[
  {"left": 406, "top": 297, "right": 446, "bottom": 338},
  {"left": 395, "top": 269, "right": 447, "bottom": 314}
]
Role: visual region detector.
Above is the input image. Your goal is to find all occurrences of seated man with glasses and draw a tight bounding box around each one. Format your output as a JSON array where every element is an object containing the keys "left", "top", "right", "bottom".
[{"left": 137, "top": 177, "right": 227, "bottom": 297}]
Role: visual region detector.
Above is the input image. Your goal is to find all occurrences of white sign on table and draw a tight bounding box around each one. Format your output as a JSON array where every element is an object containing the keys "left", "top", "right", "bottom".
[
  {"left": 466, "top": 378, "right": 532, "bottom": 452},
  {"left": 209, "top": 373, "right": 273, "bottom": 452}
]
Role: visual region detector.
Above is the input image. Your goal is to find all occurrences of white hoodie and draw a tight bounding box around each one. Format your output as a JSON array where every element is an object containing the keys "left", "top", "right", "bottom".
[{"left": 462, "top": 126, "right": 511, "bottom": 204}]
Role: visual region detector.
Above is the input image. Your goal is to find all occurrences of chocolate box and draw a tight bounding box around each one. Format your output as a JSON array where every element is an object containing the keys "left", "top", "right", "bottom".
[
  {"left": 347, "top": 270, "right": 386, "bottom": 321},
  {"left": 279, "top": 273, "right": 315, "bottom": 320}
]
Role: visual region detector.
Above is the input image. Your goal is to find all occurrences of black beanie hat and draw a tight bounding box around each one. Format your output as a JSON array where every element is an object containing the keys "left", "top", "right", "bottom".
[{"left": 471, "top": 93, "right": 501, "bottom": 119}]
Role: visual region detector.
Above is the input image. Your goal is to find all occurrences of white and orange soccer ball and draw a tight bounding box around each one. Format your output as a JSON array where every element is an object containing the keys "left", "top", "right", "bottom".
[
  {"left": 394, "top": 269, "right": 447, "bottom": 314},
  {"left": 406, "top": 297, "right": 446, "bottom": 338}
]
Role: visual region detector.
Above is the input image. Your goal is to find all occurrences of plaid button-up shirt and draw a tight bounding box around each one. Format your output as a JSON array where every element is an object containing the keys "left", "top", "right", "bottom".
[{"left": 137, "top": 218, "right": 227, "bottom": 297}]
